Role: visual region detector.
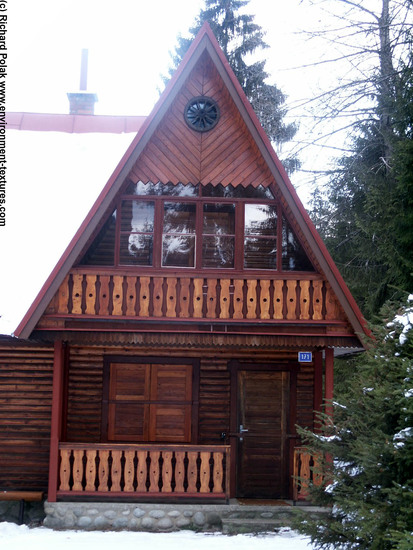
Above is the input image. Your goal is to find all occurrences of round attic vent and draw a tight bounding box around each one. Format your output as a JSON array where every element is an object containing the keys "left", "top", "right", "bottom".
[{"left": 184, "top": 96, "right": 220, "bottom": 132}]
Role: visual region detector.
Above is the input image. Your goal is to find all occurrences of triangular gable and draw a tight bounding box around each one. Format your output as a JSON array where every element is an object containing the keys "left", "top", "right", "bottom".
[{"left": 15, "top": 22, "right": 368, "bottom": 340}]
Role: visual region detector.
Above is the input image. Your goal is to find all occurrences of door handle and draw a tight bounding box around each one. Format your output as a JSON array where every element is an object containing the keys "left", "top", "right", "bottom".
[{"left": 239, "top": 424, "right": 249, "bottom": 442}]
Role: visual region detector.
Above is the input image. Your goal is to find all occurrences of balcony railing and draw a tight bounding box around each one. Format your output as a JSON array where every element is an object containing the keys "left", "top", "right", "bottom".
[
  {"left": 58, "top": 443, "right": 230, "bottom": 500},
  {"left": 47, "top": 273, "right": 345, "bottom": 323},
  {"left": 293, "top": 447, "right": 323, "bottom": 502}
]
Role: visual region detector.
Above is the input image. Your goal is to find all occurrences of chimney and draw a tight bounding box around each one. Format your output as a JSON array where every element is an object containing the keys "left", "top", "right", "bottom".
[{"left": 67, "top": 49, "right": 98, "bottom": 115}]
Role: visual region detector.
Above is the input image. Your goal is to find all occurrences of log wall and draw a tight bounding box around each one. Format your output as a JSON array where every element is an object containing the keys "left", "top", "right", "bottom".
[{"left": 0, "top": 342, "right": 54, "bottom": 491}]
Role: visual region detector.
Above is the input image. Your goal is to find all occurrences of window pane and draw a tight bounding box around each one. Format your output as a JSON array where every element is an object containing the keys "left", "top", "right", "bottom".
[
  {"left": 163, "top": 203, "right": 196, "bottom": 234},
  {"left": 121, "top": 201, "right": 154, "bottom": 232},
  {"left": 125, "top": 180, "right": 199, "bottom": 197},
  {"left": 244, "top": 237, "right": 277, "bottom": 269},
  {"left": 202, "top": 236, "right": 234, "bottom": 268},
  {"left": 244, "top": 204, "right": 277, "bottom": 236},
  {"left": 162, "top": 235, "right": 195, "bottom": 267},
  {"left": 120, "top": 234, "right": 153, "bottom": 265},
  {"left": 282, "top": 217, "right": 314, "bottom": 271},
  {"left": 203, "top": 203, "right": 235, "bottom": 234},
  {"left": 202, "top": 183, "right": 275, "bottom": 199}
]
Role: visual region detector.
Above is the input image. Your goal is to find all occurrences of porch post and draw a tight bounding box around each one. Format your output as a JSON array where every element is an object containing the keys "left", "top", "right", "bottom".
[
  {"left": 48, "top": 340, "right": 65, "bottom": 502},
  {"left": 324, "top": 348, "right": 334, "bottom": 420}
]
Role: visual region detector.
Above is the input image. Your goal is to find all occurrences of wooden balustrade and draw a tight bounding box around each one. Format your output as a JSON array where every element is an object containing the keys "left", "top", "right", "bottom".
[
  {"left": 49, "top": 273, "right": 344, "bottom": 323},
  {"left": 58, "top": 443, "right": 230, "bottom": 499},
  {"left": 293, "top": 447, "right": 323, "bottom": 502}
]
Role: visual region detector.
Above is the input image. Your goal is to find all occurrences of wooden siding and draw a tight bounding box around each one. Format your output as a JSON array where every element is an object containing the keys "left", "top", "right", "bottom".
[
  {"left": 0, "top": 343, "right": 54, "bottom": 491},
  {"left": 130, "top": 54, "right": 273, "bottom": 189}
]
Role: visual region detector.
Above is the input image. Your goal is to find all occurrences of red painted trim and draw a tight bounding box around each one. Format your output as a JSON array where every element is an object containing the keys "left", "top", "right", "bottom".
[
  {"left": 325, "top": 348, "right": 334, "bottom": 419},
  {"left": 47, "top": 341, "right": 65, "bottom": 502}
]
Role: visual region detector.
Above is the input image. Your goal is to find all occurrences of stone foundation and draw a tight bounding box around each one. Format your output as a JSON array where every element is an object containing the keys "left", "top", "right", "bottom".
[{"left": 44, "top": 501, "right": 327, "bottom": 533}]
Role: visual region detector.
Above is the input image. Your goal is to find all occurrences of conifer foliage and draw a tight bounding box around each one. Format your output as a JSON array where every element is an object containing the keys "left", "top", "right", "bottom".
[
  {"left": 296, "top": 296, "right": 413, "bottom": 550},
  {"left": 167, "top": 0, "right": 298, "bottom": 171}
]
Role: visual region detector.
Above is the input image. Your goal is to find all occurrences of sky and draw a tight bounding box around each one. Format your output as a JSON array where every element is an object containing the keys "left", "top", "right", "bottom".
[
  {"left": 0, "top": 522, "right": 315, "bottom": 550},
  {"left": 1, "top": 0, "right": 354, "bottom": 335}
]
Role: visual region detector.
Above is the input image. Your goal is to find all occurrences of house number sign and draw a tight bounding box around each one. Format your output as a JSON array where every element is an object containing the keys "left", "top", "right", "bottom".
[{"left": 298, "top": 351, "right": 313, "bottom": 363}]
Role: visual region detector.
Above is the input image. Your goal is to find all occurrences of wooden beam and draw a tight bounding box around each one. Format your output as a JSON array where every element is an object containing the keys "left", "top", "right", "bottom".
[
  {"left": 313, "top": 350, "right": 323, "bottom": 431},
  {"left": 48, "top": 341, "right": 65, "bottom": 502}
]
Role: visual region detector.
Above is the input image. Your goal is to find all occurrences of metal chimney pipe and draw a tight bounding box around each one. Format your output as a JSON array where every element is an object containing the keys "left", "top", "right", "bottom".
[{"left": 80, "top": 48, "right": 88, "bottom": 91}]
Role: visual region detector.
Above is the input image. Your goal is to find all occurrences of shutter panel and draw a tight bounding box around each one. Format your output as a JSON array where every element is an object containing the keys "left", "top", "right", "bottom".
[{"left": 108, "top": 363, "right": 150, "bottom": 440}]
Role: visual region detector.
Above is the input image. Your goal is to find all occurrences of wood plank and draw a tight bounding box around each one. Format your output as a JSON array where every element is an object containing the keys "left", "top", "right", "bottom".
[
  {"left": 112, "top": 276, "right": 123, "bottom": 316},
  {"left": 219, "top": 279, "right": 231, "bottom": 319},
  {"left": 199, "top": 451, "right": 210, "bottom": 493},
  {"left": 233, "top": 279, "right": 244, "bottom": 319},
  {"left": 325, "top": 283, "right": 340, "bottom": 320},
  {"left": 312, "top": 280, "right": 323, "bottom": 320},
  {"left": 299, "top": 280, "right": 311, "bottom": 320},
  {"left": 206, "top": 279, "right": 217, "bottom": 319},
  {"left": 111, "top": 450, "right": 122, "bottom": 492},
  {"left": 71, "top": 274, "right": 83, "bottom": 315},
  {"left": 259, "top": 280, "right": 271, "bottom": 319},
  {"left": 246, "top": 280, "right": 257, "bottom": 319},
  {"left": 286, "top": 280, "right": 297, "bottom": 320},
  {"left": 152, "top": 278, "right": 164, "bottom": 317},
  {"left": 162, "top": 451, "right": 173, "bottom": 493},
  {"left": 174, "top": 451, "right": 185, "bottom": 493},
  {"left": 166, "top": 277, "right": 177, "bottom": 318},
  {"left": 123, "top": 450, "right": 135, "bottom": 492},
  {"left": 138, "top": 277, "right": 150, "bottom": 317},
  {"left": 85, "top": 275, "right": 97, "bottom": 315},
  {"left": 125, "top": 276, "right": 137, "bottom": 316},
  {"left": 179, "top": 278, "right": 191, "bottom": 318},
  {"left": 192, "top": 278, "right": 204, "bottom": 318}
]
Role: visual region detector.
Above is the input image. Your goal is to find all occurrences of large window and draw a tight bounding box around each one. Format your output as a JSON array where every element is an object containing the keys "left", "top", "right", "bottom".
[{"left": 79, "top": 181, "right": 314, "bottom": 272}]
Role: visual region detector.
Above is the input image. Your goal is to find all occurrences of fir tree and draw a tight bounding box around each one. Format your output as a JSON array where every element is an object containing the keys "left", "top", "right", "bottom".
[
  {"left": 166, "top": 0, "right": 298, "bottom": 171},
  {"left": 295, "top": 296, "right": 413, "bottom": 550}
]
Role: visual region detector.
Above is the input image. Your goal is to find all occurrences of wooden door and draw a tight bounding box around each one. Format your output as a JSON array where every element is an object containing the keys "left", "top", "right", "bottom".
[
  {"left": 107, "top": 361, "right": 193, "bottom": 442},
  {"left": 237, "top": 370, "right": 289, "bottom": 498}
]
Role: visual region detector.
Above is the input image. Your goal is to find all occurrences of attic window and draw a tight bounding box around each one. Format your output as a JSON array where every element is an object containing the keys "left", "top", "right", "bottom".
[{"left": 184, "top": 97, "right": 220, "bottom": 132}]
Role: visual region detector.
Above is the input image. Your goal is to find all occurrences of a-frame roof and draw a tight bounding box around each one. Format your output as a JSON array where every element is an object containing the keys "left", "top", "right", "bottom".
[{"left": 15, "top": 22, "right": 368, "bottom": 341}]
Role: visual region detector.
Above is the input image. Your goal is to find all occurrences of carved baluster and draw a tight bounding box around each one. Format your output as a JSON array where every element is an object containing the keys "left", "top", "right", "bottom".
[
  {"left": 273, "top": 280, "right": 284, "bottom": 319},
  {"left": 72, "top": 274, "right": 83, "bottom": 315},
  {"left": 85, "top": 275, "right": 97, "bottom": 315},
  {"left": 206, "top": 279, "right": 217, "bottom": 319},
  {"left": 166, "top": 278, "right": 177, "bottom": 318},
  {"left": 212, "top": 452, "right": 224, "bottom": 493},
  {"left": 174, "top": 452, "right": 185, "bottom": 493},
  {"left": 162, "top": 451, "right": 173, "bottom": 493},
  {"left": 136, "top": 451, "right": 148, "bottom": 492},
  {"left": 246, "top": 280, "right": 257, "bottom": 319},
  {"left": 98, "top": 450, "right": 110, "bottom": 492},
  {"left": 59, "top": 448, "right": 72, "bottom": 491},
  {"left": 58, "top": 275, "right": 70, "bottom": 314},
  {"left": 193, "top": 279, "right": 204, "bottom": 318},
  {"left": 219, "top": 279, "right": 231, "bottom": 319},
  {"left": 72, "top": 449, "right": 84, "bottom": 491},
  {"left": 152, "top": 278, "right": 164, "bottom": 317},
  {"left": 299, "top": 280, "right": 311, "bottom": 320},
  {"left": 125, "top": 276, "right": 137, "bottom": 316},
  {"left": 187, "top": 452, "right": 198, "bottom": 494},
  {"left": 312, "top": 280, "right": 323, "bottom": 320},
  {"left": 139, "top": 277, "right": 150, "bottom": 317},
  {"left": 259, "top": 280, "right": 270, "bottom": 320},
  {"left": 99, "top": 276, "right": 111, "bottom": 316},
  {"left": 111, "top": 450, "right": 122, "bottom": 492},
  {"left": 123, "top": 450, "right": 135, "bottom": 492},
  {"left": 149, "top": 451, "right": 160, "bottom": 492},
  {"left": 233, "top": 279, "right": 244, "bottom": 319},
  {"left": 179, "top": 278, "right": 190, "bottom": 318},
  {"left": 112, "top": 276, "right": 123, "bottom": 316},
  {"left": 199, "top": 452, "right": 211, "bottom": 493}
]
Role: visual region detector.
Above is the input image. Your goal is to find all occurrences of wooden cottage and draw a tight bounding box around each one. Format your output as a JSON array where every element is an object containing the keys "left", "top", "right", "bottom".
[{"left": 3, "top": 23, "right": 367, "bottom": 504}]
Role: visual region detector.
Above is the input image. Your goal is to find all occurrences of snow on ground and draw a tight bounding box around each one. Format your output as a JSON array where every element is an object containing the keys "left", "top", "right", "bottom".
[{"left": 0, "top": 522, "right": 314, "bottom": 550}]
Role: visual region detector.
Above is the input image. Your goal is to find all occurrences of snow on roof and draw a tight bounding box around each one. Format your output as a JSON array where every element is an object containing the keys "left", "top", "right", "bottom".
[{"left": 0, "top": 118, "right": 138, "bottom": 334}]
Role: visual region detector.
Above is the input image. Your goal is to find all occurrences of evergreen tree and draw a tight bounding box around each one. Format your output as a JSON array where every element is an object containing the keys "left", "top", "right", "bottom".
[
  {"left": 295, "top": 296, "right": 413, "bottom": 550},
  {"left": 166, "top": 0, "right": 298, "bottom": 171}
]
